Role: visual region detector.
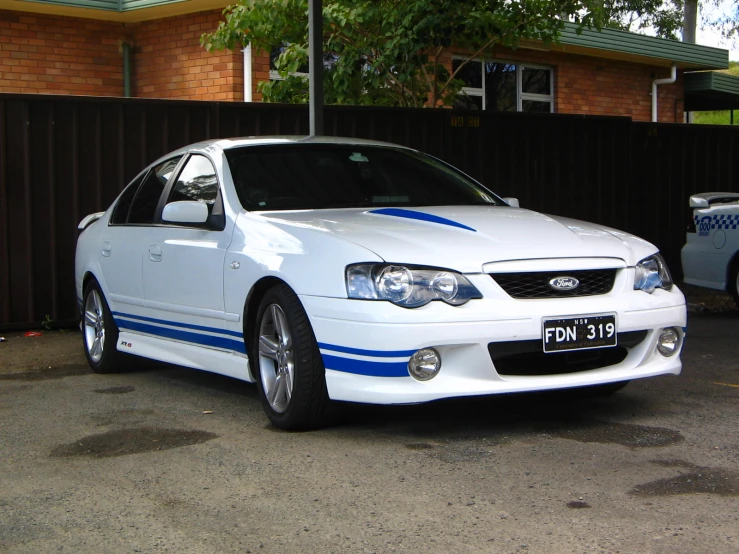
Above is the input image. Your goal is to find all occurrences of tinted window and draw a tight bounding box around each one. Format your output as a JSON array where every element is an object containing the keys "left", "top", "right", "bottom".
[
  {"left": 226, "top": 145, "right": 502, "bottom": 211},
  {"left": 167, "top": 155, "right": 219, "bottom": 214},
  {"left": 110, "top": 175, "right": 143, "bottom": 225},
  {"left": 485, "top": 62, "right": 517, "bottom": 112},
  {"left": 128, "top": 157, "right": 182, "bottom": 224}
]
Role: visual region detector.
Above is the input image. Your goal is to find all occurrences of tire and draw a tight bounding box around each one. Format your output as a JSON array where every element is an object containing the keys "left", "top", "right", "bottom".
[
  {"left": 729, "top": 259, "right": 739, "bottom": 308},
  {"left": 82, "top": 279, "right": 124, "bottom": 374},
  {"left": 253, "top": 284, "right": 331, "bottom": 430}
]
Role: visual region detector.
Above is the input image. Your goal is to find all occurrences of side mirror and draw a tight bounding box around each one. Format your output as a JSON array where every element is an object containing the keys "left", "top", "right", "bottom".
[
  {"left": 162, "top": 201, "right": 209, "bottom": 224},
  {"left": 689, "top": 196, "right": 709, "bottom": 209},
  {"left": 503, "top": 197, "right": 520, "bottom": 208}
]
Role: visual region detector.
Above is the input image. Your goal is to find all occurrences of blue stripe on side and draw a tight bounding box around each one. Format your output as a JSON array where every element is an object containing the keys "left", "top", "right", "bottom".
[
  {"left": 322, "top": 354, "right": 409, "bottom": 377},
  {"left": 112, "top": 311, "right": 243, "bottom": 339},
  {"left": 318, "top": 342, "right": 416, "bottom": 358},
  {"left": 116, "top": 318, "right": 245, "bottom": 353},
  {"left": 370, "top": 208, "right": 476, "bottom": 232}
]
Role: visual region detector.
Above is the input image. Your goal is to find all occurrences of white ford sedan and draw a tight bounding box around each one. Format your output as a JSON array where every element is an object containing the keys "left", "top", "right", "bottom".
[{"left": 76, "top": 137, "right": 686, "bottom": 429}]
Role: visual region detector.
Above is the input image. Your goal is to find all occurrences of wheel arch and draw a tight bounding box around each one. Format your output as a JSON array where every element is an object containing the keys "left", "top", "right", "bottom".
[
  {"left": 243, "top": 276, "right": 291, "bottom": 368},
  {"left": 727, "top": 250, "right": 739, "bottom": 297}
]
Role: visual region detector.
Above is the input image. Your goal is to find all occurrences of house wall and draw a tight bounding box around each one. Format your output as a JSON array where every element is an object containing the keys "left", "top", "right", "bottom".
[
  {"left": 133, "top": 10, "right": 242, "bottom": 100},
  {"left": 0, "top": 9, "right": 242, "bottom": 101},
  {"left": 0, "top": 7, "right": 686, "bottom": 121},
  {"left": 0, "top": 10, "right": 124, "bottom": 95},
  {"left": 439, "top": 46, "right": 683, "bottom": 123}
]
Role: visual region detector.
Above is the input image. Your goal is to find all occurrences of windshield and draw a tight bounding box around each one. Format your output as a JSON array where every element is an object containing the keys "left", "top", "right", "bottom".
[{"left": 225, "top": 144, "right": 503, "bottom": 211}]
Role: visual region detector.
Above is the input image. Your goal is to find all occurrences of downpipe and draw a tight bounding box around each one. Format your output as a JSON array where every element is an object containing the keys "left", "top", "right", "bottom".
[{"left": 651, "top": 64, "right": 677, "bottom": 122}]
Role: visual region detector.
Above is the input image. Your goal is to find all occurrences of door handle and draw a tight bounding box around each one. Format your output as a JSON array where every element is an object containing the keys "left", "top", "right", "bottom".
[
  {"left": 102, "top": 242, "right": 111, "bottom": 257},
  {"left": 148, "top": 245, "right": 162, "bottom": 262}
]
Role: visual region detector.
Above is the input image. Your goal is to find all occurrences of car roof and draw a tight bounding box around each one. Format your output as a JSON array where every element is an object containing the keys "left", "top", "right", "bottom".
[{"left": 158, "top": 136, "right": 415, "bottom": 163}]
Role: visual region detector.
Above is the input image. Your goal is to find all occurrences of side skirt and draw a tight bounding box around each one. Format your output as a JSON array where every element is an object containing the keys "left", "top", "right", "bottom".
[{"left": 117, "top": 330, "right": 254, "bottom": 383}]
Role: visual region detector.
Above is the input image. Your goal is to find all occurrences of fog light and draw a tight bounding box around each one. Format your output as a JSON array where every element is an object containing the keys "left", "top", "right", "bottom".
[
  {"left": 408, "top": 348, "right": 441, "bottom": 381},
  {"left": 657, "top": 327, "right": 680, "bottom": 357}
]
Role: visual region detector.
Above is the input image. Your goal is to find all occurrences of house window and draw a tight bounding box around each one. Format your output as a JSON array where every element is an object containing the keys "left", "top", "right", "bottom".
[{"left": 452, "top": 59, "right": 554, "bottom": 113}]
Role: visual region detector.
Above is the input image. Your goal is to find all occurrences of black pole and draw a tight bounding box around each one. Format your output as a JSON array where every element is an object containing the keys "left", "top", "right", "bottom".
[{"left": 309, "top": 0, "right": 324, "bottom": 136}]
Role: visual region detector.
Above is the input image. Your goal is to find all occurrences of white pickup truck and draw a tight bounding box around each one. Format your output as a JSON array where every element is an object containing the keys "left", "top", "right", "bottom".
[{"left": 681, "top": 192, "right": 739, "bottom": 306}]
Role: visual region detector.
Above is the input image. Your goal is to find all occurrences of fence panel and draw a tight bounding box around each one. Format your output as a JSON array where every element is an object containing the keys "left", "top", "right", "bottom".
[{"left": 2, "top": 93, "right": 739, "bottom": 328}]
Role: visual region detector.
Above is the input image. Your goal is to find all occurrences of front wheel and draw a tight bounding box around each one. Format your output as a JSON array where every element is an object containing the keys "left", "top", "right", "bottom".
[{"left": 254, "top": 284, "right": 331, "bottom": 430}]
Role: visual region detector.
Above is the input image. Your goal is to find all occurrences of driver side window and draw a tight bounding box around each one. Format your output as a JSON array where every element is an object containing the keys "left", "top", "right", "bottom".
[{"left": 167, "top": 154, "right": 219, "bottom": 214}]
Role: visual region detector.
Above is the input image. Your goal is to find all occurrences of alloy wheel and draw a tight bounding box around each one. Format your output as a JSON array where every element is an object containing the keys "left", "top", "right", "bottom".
[
  {"left": 84, "top": 289, "right": 106, "bottom": 363},
  {"left": 258, "top": 304, "right": 295, "bottom": 413}
]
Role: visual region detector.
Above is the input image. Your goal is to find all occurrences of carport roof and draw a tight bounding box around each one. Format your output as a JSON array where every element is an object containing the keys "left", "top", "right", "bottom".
[{"left": 684, "top": 71, "right": 739, "bottom": 111}]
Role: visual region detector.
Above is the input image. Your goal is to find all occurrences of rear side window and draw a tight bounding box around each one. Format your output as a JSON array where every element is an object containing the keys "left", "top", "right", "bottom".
[
  {"left": 110, "top": 175, "right": 143, "bottom": 225},
  {"left": 126, "top": 157, "right": 182, "bottom": 225}
]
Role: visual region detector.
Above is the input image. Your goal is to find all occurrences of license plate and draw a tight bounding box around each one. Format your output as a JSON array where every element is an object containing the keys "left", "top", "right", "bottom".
[{"left": 542, "top": 314, "right": 617, "bottom": 353}]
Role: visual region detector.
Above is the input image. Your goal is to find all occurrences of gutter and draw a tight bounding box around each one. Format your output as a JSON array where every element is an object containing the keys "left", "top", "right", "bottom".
[{"left": 652, "top": 64, "right": 677, "bottom": 122}]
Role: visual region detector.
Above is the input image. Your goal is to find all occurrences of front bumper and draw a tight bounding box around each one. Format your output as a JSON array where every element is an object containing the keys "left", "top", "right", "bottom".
[{"left": 300, "top": 274, "right": 686, "bottom": 404}]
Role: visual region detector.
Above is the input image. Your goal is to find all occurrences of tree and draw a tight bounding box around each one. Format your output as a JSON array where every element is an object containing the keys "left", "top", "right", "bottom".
[
  {"left": 202, "top": 0, "right": 607, "bottom": 108},
  {"left": 601, "top": 1, "right": 685, "bottom": 40}
]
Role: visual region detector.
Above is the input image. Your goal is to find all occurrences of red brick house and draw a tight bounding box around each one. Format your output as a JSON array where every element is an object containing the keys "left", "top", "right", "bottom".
[{"left": 0, "top": 0, "right": 733, "bottom": 122}]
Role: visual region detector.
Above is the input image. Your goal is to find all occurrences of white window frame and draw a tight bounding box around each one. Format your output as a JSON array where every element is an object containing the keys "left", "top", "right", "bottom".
[{"left": 453, "top": 56, "right": 554, "bottom": 113}]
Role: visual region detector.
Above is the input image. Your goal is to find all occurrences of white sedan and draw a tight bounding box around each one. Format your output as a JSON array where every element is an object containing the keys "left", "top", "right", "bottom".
[{"left": 76, "top": 137, "right": 686, "bottom": 429}]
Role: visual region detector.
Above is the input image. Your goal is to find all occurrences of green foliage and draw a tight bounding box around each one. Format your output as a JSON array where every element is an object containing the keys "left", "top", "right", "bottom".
[
  {"left": 602, "top": 0, "right": 684, "bottom": 40},
  {"left": 202, "top": 0, "right": 607, "bottom": 107}
]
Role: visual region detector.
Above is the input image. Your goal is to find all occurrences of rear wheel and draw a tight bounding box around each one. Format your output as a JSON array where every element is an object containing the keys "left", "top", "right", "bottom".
[
  {"left": 254, "top": 284, "right": 331, "bottom": 430},
  {"left": 82, "top": 279, "right": 124, "bottom": 373}
]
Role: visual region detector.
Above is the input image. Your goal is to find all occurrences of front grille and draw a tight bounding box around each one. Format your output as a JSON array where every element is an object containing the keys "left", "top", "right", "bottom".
[
  {"left": 490, "top": 269, "right": 617, "bottom": 299},
  {"left": 488, "top": 330, "right": 648, "bottom": 376}
]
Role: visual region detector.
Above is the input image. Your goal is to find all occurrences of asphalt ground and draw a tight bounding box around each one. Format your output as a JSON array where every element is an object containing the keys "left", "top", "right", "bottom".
[{"left": 1, "top": 309, "right": 738, "bottom": 553}]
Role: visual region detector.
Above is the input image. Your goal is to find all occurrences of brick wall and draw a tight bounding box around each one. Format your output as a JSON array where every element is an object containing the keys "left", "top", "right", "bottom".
[
  {"left": 133, "top": 10, "right": 242, "bottom": 101},
  {"left": 0, "top": 10, "right": 124, "bottom": 96},
  {"left": 0, "top": 7, "right": 686, "bottom": 121},
  {"left": 445, "top": 46, "right": 683, "bottom": 123},
  {"left": 0, "top": 9, "right": 243, "bottom": 101}
]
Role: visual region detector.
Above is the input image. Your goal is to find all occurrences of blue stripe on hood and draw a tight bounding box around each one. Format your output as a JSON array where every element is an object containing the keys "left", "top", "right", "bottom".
[{"left": 369, "top": 208, "right": 476, "bottom": 232}]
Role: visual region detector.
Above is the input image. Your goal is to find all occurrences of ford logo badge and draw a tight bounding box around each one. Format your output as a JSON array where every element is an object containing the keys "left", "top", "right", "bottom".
[{"left": 549, "top": 277, "right": 580, "bottom": 290}]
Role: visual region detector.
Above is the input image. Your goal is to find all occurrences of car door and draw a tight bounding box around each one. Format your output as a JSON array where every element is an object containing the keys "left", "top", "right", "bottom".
[
  {"left": 99, "top": 158, "right": 180, "bottom": 314},
  {"left": 142, "top": 153, "right": 232, "bottom": 325}
]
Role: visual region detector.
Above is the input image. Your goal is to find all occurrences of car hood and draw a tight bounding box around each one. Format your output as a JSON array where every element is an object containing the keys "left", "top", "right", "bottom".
[{"left": 258, "top": 206, "right": 657, "bottom": 273}]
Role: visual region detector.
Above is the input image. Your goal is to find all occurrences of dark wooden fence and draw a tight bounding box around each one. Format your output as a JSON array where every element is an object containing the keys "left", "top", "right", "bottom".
[{"left": 2, "top": 93, "right": 739, "bottom": 329}]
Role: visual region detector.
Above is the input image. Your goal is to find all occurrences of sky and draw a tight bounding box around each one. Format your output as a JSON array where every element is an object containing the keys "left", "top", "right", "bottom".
[{"left": 695, "top": 0, "right": 739, "bottom": 61}]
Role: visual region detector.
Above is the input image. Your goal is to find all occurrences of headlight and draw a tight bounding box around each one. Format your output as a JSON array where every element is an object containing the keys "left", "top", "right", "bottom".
[
  {"left": 634, "top": 254, "right": 673, "bottom": 293},
  {"left": 346, "top": 264, "right": 482, "bottom": 308}
]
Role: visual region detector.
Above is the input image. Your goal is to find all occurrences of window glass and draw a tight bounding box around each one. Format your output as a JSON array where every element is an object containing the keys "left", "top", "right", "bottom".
[
  {"left": 128, "top": 156, "right": 182, "bottom": 224},
  {"left": 110, "top": 175, "right": 143, "bottom": 225},
  {"left": 521, "top": 67, "right": 551, "bottom": 95},
  {"left": 485, "top": 62, "right": 517, "bottom": 112},
  {"left": 226, "top": 145, "right": 503, "bottom": 211},
  {"left": 453, "top": 59, "right": 482, "bottom": 89},
  {"left": 167, "top": 155, "right": 219, "bottom": 214},
  {"left": 522, "top": 100, "right": 552, "bottom": 113},
  {"left": 453, "top": 94, "right": 483, "bottom": 110}
]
